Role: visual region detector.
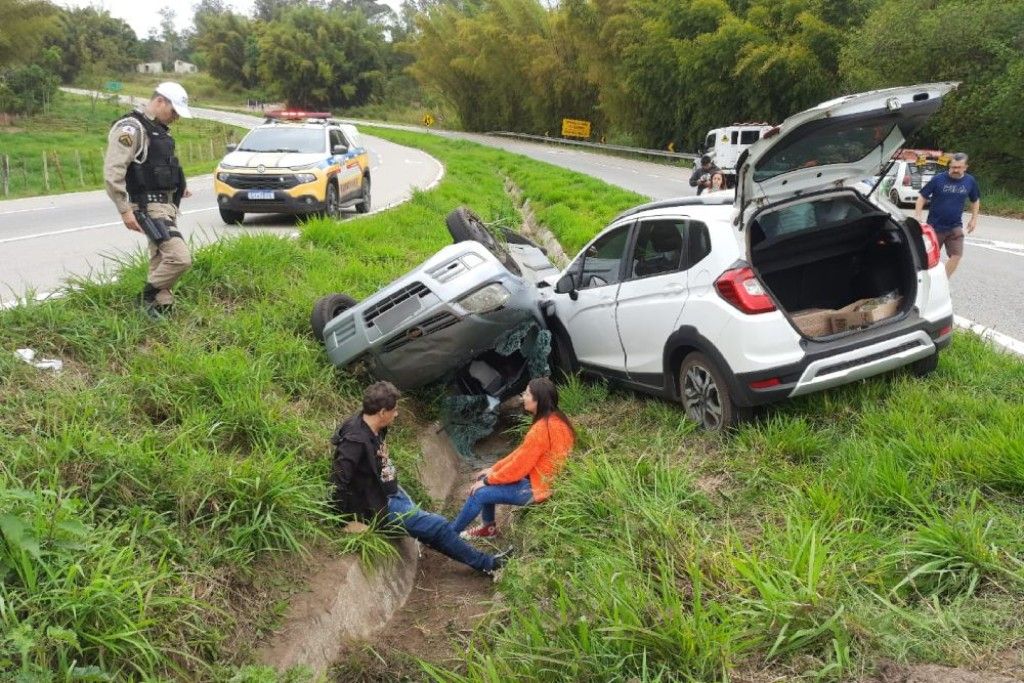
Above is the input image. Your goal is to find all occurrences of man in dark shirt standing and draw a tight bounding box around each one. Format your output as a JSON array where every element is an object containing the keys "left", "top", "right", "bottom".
[
  {"left": 689, "top": 155, "right": 720, "bottom": 195},
  {"left": 916, "top": 152, "right": 981, "bottom": 278},
  {"left": 330, "top": 381, "right": 508, "bottom": 574}
]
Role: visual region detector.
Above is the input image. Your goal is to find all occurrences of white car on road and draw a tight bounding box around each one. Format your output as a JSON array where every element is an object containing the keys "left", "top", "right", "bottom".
[
  {"left": 540, "top": 83, "right": 957, "bottom": 430},
  {"left": 879, "top": 159, "right": 945, "bottom": 207}
]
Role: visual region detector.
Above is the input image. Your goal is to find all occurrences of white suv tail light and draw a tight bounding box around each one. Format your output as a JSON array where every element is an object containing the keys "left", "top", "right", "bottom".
[
  {"left": 715, "top": 266, "right": 776, "bottom": 314},
  {"left": 920, "top": 223, "right": 941, "bottom": 269}
]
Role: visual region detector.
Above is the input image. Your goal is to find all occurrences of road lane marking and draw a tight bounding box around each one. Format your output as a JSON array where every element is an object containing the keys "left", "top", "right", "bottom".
[
  {"left": 965, "top": 237, "right": 1024, "bottom": 258},
  {"left": 0, "top": 206, "right": 58, "bottom": 216},
  {"left": 0, "top": 207, "right": 218, "bottom": 244},
  {"left": 954, "top": 315, "right": 1024, "bottom": 357}
]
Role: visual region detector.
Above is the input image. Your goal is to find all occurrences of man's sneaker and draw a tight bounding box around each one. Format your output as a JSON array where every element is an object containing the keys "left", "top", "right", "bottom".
[
  {"left": 491, "top": 546, "right": 513, "bottom": 570},
  {"left": 460, "top": 523, "right": 498, "bottom": 540},
  {"left": 484, "top": 546, "right": 514, "bottom": 580}
]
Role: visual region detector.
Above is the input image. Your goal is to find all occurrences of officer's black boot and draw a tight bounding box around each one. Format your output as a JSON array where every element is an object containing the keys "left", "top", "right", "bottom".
[{"left": 140, "top": 283, "right": 163, "bottom": 320}]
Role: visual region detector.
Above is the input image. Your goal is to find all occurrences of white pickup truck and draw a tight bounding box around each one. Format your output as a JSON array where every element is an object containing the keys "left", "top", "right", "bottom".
[{"left": 699, "top": 123, "right": 774, "bottom": 174}]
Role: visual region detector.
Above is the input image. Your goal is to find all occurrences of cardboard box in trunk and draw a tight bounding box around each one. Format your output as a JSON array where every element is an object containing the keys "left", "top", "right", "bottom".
[
  {"left": 831, "top": 296, "right": 902, "bottom": 333},
  {"left": 791, "top": 308, "right": 834, "bottom": 337}
]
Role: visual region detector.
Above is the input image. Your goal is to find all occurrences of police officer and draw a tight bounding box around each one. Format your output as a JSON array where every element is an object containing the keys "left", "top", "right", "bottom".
[{"left": 104, "top": 82, "right": 193, "bottom": 319}]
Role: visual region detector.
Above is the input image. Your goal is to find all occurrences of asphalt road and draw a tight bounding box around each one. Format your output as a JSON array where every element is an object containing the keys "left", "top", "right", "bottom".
[{"left": 0, "top": 102, "right": 443, "bottom": 305}]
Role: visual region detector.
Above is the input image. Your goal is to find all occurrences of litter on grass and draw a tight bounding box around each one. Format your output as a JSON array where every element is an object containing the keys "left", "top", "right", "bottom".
[{"left": 14, "top": 348, "right": 63, "bottom": 372}]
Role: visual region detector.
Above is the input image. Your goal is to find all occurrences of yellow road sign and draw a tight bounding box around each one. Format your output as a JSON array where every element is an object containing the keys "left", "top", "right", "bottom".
[
  {"left": 423, "top": 113, "right": 435, "bottom": 127},
  {"left": 561, "top": 118, "right": 591, "bottom": 139}
]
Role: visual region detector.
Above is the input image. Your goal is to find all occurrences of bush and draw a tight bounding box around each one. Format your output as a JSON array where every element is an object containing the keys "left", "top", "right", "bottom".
[{"left": 0, "top": 63, "right": 60, "bottom": 116}]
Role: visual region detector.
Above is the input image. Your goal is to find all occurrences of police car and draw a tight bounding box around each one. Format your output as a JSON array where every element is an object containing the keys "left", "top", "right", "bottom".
[{"left": 214, "top": 111, "right": 371, "bottom": 224}]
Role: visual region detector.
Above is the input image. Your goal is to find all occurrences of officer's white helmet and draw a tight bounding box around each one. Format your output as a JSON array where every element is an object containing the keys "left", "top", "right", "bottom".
[{"left": 154, "top": 82, "right": 193, "bottom": 119}]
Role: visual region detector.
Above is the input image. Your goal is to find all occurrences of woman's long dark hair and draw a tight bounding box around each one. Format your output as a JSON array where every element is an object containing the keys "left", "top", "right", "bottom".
[{"left": 528, "top": 377, "right": 575, "bottom": 437}]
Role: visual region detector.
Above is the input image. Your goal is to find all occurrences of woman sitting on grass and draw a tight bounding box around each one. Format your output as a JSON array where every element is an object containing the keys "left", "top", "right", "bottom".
[{"left": 449, "top": 377, "right": 575, "bottom": 539}]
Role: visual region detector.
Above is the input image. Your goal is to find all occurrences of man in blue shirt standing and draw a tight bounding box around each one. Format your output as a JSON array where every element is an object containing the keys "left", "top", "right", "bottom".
[{"left": 915, "top": 152, "right": 981, "bottom": 278}]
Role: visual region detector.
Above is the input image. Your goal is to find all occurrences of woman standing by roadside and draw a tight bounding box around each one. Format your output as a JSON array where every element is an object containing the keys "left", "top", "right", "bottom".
[{"left": 449, "top": 377, "right": 575, "bottom": 538}]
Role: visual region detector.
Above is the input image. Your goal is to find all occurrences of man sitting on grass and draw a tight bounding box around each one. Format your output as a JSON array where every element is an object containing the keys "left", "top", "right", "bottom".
[{"left": 330, "top": 380, "right": 510, "bottom": 575}]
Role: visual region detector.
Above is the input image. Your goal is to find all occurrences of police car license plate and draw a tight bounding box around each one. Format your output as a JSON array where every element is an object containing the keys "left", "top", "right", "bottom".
[{"left": 247, "top": 191, "right": 274, "bottom": 200}]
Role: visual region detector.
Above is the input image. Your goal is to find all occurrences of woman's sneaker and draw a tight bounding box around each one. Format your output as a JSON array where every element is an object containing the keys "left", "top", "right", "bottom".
[{"left": 460, "top": 523, "right": 498, "bottom": 539}]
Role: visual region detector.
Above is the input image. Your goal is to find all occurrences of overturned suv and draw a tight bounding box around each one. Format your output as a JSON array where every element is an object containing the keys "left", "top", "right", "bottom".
[
  {"left": 311, "top": 208, "right": 557, "bottom": 398},
  {"left": 313, "top": 83, "right": 956, "bottom": 431}
]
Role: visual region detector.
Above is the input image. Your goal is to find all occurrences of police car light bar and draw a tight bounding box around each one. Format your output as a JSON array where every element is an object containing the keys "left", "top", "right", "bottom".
[{"left": 266, "top": 110, "right": 332, "bottom": 120}]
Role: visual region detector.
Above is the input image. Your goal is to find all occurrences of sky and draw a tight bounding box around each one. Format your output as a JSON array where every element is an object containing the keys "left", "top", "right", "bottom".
[{"left": 60, "top": 1, "right": 256, "bottom": 38}]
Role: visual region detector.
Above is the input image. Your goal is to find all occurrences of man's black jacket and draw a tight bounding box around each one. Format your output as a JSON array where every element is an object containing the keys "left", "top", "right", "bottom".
[{"left": 329, "top": 413, "right": 395, "bottom": 522}]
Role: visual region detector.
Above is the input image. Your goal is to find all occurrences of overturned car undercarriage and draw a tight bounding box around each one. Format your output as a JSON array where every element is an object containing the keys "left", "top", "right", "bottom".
[{"left": 311, "top": 207, "right": 559, "bottom": 455}]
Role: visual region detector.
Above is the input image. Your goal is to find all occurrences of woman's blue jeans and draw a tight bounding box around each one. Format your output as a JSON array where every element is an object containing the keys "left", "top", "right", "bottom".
[
  {"left": 449, "top": 478, "right": 534, "bottom": 533},
  {"left": 386, "top": 488, "right": 496, "bottom": 572}
]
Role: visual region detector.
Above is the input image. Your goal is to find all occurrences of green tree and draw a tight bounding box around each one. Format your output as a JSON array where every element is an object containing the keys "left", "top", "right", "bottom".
[
  {"left": 194, "top": 10, "right": 261, "bottom": 88},
  {"left": 407, "top": 0, "right": 599, "bottom": 133},
  {"left": 42, "top": 7, "right": 139, "bottom": 83},
  {"left": 256, "top": 5, "right": 387, "bottom": 108},
  {"left": 254, "top": 0, "right": 310, "bottom": 21},
  {"left": 0, "top": 63, "right": 60, "bottom": 114},
  {"left": 0, "top": 0, "right": 57, "bottom": 67},
  {"left": 841, "top": 0, "right": 1024, "bottom": 189}
]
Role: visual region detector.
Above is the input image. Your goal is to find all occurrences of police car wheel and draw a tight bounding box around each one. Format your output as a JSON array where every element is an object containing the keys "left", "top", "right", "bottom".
[
  {"left": 356, "top": 177, "right": 371, "bottom": 214},
  {"left": 324, "top": 182, "right": 342, "bottom": 219},
  {"left": 888, "top": 188, "right": 903, "bottom": 207},
  {"left": 311, "top": 292, "right": 357, "bottom": 343},
  {"left": 219, "top": 208, "right": 245, "bottom": 224}
]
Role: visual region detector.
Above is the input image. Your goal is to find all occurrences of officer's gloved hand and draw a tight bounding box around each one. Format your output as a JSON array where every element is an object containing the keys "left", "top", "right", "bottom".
[{"left": 121, "top": 210, "right": 143, "bottom": 233}]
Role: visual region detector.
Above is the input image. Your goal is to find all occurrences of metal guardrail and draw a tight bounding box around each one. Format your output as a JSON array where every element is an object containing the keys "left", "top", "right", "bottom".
[{"left": 487, "top": 131, "right": 698, "bottom": 162}]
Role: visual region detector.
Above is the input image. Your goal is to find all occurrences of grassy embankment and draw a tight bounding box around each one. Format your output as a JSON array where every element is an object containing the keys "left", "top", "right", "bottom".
[
  {"left": 0, "top": 127, "right": 643, "bottom": 680},
  {"left": 0, "top": 93, "right": 243, "bottom": 200},
  {"left": 357, "top": 127, "right": 1024, "bottom": 681},
  {"left": 1, "top": 117, "right": 1022, "bottom": 680}
]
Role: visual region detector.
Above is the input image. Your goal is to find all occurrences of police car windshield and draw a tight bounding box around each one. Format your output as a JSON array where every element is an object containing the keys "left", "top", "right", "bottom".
[{"left": 238, "top": 127, "right": 323, "bottom": 154}]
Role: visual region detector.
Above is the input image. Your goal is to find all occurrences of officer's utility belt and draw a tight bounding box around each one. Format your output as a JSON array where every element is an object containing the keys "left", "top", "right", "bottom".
[{"left": 130, "top": 191, "right": 175, "bottom": 205}]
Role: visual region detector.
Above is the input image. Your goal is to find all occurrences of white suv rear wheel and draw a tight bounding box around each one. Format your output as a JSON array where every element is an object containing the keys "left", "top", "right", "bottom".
[{"left": 679, "top": 352, "right": 746, "bottom": 431}]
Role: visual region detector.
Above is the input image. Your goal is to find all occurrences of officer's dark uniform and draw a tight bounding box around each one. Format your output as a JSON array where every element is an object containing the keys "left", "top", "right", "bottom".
[{"left": 104, "top": 108, "right": 191, "bottom": 313}]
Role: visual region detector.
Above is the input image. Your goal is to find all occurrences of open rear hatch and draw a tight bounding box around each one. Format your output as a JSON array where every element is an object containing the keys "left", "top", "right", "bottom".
[
  {"left": 734, "top": 82, "right": 957, "bottom": 338},
  {"left": 750, "top": 194, "right": 918, "bottom": 337}
]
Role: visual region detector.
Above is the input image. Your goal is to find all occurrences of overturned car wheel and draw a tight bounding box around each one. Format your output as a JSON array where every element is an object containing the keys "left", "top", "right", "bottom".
[
  {"left": 446, "top": 207, "right": 501, "bottom": 250},
  {"left": 311, "top": 293, "right": 357, "bottom": 343},
  {"left": 445, "top": 206, "right": 522, "bottom": 275}
]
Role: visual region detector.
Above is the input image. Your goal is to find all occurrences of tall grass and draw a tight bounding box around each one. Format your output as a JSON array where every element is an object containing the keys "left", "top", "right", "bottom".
[
  {"left": 409, "top": 323, "right": 1024, "bottom": 679},
  {"left": 0, "top": 124, "right": 639, "bottom": 679},
  {"left": 3, "top": 119, "right": 1022, "bottom": 680}
]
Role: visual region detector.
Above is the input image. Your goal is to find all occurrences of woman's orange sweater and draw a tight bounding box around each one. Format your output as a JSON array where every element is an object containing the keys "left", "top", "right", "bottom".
[{"left": 486, "top": 415, "right": 574, "bottom": 502}]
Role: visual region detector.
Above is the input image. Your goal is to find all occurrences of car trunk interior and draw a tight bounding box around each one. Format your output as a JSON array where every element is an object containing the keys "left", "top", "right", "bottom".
[{"left": 749, "top": 198, "right": 917, "bottom": 337}]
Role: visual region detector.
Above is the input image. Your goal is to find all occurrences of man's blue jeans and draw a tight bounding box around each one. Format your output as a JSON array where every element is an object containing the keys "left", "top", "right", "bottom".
[
  {"left": 386, "top": 488, "right": 496, "bottom": 572},
  {"left": 449, "top": 478, "right": 533, "bottom": 533}
]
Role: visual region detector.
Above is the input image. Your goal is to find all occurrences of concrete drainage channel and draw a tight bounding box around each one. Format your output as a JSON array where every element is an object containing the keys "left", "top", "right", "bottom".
[{"left": 256, "top": 425, "right": 461, "bottom": 676}]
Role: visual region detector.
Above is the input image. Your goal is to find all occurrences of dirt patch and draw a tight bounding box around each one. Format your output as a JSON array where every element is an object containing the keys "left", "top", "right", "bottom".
[
  {"left": 254, "top": 424, "right": 461, "bottom": 676},
  {"left": 503, "top": 177, "right": 571, "bottom": 268},
  {"left": 330, "top": 433, "right": 517, "bottom": 680},
  {"left": 695, "top": 472, "right": 730, "bottom": 497},
  {"left": 868, "top": 661, "right": 1022, "bottom": 683}
]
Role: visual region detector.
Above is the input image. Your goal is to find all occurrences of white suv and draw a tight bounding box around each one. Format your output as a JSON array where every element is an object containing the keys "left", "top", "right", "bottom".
[{"left": 539, "top": 83, "right": 957, "bottom": 430}]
